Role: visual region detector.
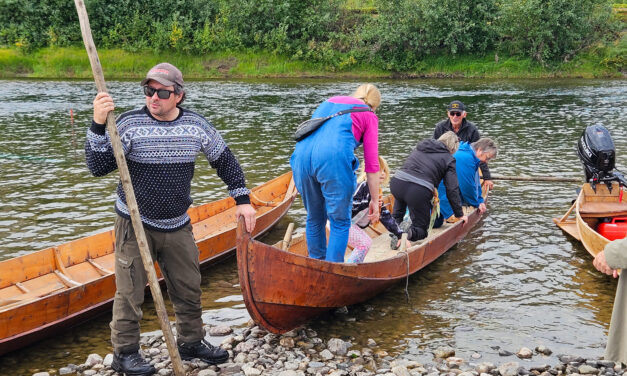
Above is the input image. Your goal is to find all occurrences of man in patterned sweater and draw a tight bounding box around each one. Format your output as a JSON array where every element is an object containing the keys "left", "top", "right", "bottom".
[{"left": 86, "top": 63, "right": 256, "bottom": 376}]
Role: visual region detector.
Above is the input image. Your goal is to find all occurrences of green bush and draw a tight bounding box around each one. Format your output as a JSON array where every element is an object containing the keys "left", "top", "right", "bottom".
[{"left": 497, "top": 0, "right": 618, "bottom": 63}]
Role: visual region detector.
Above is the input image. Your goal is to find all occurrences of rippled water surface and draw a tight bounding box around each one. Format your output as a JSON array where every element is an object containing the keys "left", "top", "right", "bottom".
[{"left": 0, "top": 79, "right": 626, "bottom": 375}]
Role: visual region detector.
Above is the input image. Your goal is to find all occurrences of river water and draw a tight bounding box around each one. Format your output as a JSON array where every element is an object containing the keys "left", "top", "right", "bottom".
[{"left": 0, "top": 79, "right": 625, "bottom": 375}]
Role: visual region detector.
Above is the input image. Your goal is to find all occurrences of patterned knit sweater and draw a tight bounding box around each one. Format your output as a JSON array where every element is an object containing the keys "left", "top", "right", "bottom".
[{"left": 85, "top": 106, "right": 250, "bottom": 232}]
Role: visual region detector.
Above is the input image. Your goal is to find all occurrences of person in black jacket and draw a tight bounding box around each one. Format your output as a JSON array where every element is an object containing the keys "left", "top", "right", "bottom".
[
  {"left": 433, "top": 100, "right": 494, "bottom": 190},
  {"left": 390, "top": 131, "right": 468, "bottom": 241}
]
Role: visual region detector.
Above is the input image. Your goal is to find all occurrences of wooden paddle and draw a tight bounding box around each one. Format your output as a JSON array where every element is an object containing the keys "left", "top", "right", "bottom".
[
  {"left": 73, "top": 1, "right": 185, "bottom": 374},
  {"left": 490, "top": 174, "right": 581, "bottom": 183}
]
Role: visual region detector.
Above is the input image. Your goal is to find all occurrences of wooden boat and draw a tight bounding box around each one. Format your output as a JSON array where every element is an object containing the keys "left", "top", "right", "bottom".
[
  {"left": 554, "top": 181, "right": 627, "bottom": 258},
  {"left": 236, "top": 191, "right": 488, "bottom": 334},
  {"left": 0, "top": 172, "right": 297, "bottom": 356}
]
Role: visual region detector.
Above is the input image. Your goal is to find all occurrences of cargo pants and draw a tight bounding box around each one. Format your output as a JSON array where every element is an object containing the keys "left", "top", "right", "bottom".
[{"left": 111, "top": 216, "right": 204, "bottom": 354}]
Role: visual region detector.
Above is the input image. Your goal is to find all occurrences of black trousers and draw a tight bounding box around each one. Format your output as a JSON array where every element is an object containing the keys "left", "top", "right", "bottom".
[{"left": 390, "top": 177, "right": 433, "bottom": 241}]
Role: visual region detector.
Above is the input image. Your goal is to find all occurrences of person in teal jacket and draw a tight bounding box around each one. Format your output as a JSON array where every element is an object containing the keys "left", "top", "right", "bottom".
[{"left": 437, "top": 139, "right": 497, "bottom": 222}]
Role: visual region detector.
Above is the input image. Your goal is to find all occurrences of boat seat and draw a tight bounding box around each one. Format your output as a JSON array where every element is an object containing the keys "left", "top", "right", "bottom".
[{"left": 579, "top": 201, "right": 627, "bottom": 217}]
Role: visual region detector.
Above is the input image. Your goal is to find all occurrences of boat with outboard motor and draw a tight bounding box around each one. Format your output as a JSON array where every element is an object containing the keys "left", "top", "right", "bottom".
[{"left": 554, "top": 125, "right": 627, "bottom": 258}]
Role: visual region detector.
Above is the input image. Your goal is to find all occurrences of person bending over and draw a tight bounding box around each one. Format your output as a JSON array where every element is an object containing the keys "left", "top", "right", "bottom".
[
  {"left": 437, "top": 138, "right": 497, "bottom": 226},
  {"left": 390, "top": 131, "right": 467, "bottom": 242},
  {"left": 291, "top": 84, "right": 381, "bottom": 262}
]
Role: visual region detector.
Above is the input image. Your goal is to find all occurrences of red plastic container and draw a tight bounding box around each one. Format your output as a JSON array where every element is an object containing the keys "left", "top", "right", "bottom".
[{"left": 597, "top": 217, "right": 627, "bottom": 241}]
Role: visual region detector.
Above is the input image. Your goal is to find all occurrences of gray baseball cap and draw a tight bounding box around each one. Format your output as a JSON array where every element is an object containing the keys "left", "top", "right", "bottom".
[{"left": 141, "top": 63, "right": 184, "bottom": 87}]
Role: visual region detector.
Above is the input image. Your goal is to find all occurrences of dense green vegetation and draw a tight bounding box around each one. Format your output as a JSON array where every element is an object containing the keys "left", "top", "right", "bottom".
[{"left": 0, "top": 0, "right": 624, "bottom": 78}]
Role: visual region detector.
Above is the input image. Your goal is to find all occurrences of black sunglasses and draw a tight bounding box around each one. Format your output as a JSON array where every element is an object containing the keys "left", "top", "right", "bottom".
[
  {"left": 143, "top": 85, "right": 175, "bottom": 99},
  {"left": 449, "top": 111, "right": 462, "bottom": 117}
]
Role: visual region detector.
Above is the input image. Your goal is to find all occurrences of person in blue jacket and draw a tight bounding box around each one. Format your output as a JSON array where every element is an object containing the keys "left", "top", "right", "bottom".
[
  {"left": 290, "top": 84, "right": 381, "bottom": 262},
  {"left": 437, "top": 138, "right": 497, "bottom": 224}
]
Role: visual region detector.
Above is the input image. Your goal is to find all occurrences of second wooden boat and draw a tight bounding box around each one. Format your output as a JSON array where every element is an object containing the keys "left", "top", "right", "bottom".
[
  {"left": 237, "top": 192, "right": 488, "bottom": 334},
  {"left": 554, "top": 181, "right": 627, "bottom": 257},
  {"left": 0, "top": 172, "right": 297, "bottom": 356}
]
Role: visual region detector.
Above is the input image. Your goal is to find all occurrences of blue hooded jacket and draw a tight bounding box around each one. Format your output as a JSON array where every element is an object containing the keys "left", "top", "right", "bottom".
[{"left": 438, "top": 142, "right": 483, "bottom": 218}]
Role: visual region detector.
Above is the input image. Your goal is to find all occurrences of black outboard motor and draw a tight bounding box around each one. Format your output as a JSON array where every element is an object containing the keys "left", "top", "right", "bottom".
[{"left": 577, "top": 124, "right": 625, "bottom": 191}]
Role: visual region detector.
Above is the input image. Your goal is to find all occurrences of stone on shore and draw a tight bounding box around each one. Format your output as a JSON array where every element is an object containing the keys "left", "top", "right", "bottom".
[
  {"left": 209, "top": 325, "right": 233, "bottom": 336},
  {"left": 535, "top": 346, "right": 552, "bottom": 356},
  {"left": 391, "top": 364, "right": 411, "bottom": 376},
  {"left": 498, "top": 361, "right": 521, "bottom": 376},
  {"left": 517, "top": 347, "right": 533, "bottom": 359},
  {"left": 320, "top": 349, "right": 334, "bottom": 360},
  {"left": 328, "top": 338, "right": 349, "bottom": 355},
  {"left": 578, "top": 365, "right": 600, "bottom": 375},
  {"left": 434, "top": 346, "right": 456, "bottom": 359},
  {"left": 84, "top": 353, "right": 103, "bottom": 366}
]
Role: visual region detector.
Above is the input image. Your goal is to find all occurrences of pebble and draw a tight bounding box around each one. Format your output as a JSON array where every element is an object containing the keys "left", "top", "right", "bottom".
[
  {"left": 499, "top": 362, "right": 521, "bottom": 376},
  {"left": 209, "top": 325, "right": 233, "bottom": 336},
  {"left": 328, "top": 338, "right": 349, "bottom": 356},
  {"left": 85, "top": 353, "right": 103, "bottom": 366},
  {"left": 535, "top": 346, "right": 553, "bottom": 356},
  {"left": 580, "top": 365, "right": 601, "bottom": 375},
  {"left": 517, "top": 347, "right": 533, "bottom": 359},
  {"left": 434, "top": 347, "right": 456, "bottom": 359}
]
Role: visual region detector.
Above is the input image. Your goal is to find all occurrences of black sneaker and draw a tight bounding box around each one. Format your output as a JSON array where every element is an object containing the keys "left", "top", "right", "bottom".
[
  {"left": 111, "top": 351, "right": 156, "bottom": 376},
  {"left": 178, "top": 339, "right": 229, "bottom": 365}
]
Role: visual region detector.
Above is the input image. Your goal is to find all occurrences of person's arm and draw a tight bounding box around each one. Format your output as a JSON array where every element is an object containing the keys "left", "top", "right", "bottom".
[
  {"left": 380, "top": 207, "right": 402, "bottom": 237},
  {"left": 470, "top": 125, "right": 493, "bottom": 186},
  {"left": 605, "top": 237, "right": 627, "bottom": 268},
  {"left": 351, "top": 181, "right": 371, "bottom": 217},
  {"left": 480, "top": 162, "right": 492, "bottom": 181},
  {"left": 459, "top": 165, "right": 483, "bottom": 208},
  {"left": 433, "top": 122, "right": 444, "bottom": 139},
  {"left": 443, "top": 161, "right": 465, "bottom": 219},
  {"left": 366, "top": 172, "right": 380, "bottom": 223},
  {"left": 594, "top": 237, "right": 627, "bottom": 278},
  {"left": 352, "top": 111, "right": 380, "bottom": 223},
  {"left": 85, "top": 92, "right": 121, "bottom": 177},
  {"left": 208, "top": 146, "right": 256, "bottom": 232}
]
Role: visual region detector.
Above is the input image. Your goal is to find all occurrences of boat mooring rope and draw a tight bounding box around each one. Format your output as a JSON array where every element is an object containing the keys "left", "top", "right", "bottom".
[{"left": 403, "top": 249, "right": 410, "bottom": 304}]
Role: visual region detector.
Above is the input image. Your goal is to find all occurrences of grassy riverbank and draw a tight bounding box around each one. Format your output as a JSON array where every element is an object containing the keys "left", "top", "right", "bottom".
[{"left": 1, "top": 39, "right": 625, "bottom": 80}]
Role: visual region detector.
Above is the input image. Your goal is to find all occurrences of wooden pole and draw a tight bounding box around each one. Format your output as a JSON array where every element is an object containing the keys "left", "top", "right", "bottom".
[
  {"left": 490, "top": 174, "right": 581, "bottom": 183},
  {"left": 72, "top": 1, "right": 185, "bottom": 375},
  {"left": 281, "top": 223, "right": 294, "bottom": 250}
]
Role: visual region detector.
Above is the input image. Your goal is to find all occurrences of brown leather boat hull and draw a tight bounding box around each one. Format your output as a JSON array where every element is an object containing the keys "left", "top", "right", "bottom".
[
  {"left": 0, "top": 172, "right": 296, "bottom": 355},
  {"left": 237, "top": 193, "right": 486, "bottom": 334}
]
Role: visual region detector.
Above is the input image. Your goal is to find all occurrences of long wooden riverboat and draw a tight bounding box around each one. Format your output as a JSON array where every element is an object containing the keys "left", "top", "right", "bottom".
[
  {"left": 236, "top": 191, "right": 488, "bottom": 334},
  {"left": 554, "top": 181, "right": 627, "bottom": 258},
  {"left": 0, "top": 172, "right": 297, "bottom": 356}
]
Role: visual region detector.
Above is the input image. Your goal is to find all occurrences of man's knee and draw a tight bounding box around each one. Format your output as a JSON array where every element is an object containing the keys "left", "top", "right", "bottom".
[{"left": 407, "top": 226, "right": 427, "bottom": 242}]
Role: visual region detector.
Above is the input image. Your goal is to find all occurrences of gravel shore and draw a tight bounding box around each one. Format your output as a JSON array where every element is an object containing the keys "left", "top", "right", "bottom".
[{"left": 28, "top": 321, "right": 625, "bottom": 376}]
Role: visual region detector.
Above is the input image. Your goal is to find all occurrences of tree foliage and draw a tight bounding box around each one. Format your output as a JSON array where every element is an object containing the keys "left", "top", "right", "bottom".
[
  {"left": 497, "top": 0, "right": 618, "bottom": 63},
  {"left": 0, "top": 0, "right": 619, "bottom": 68}
]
